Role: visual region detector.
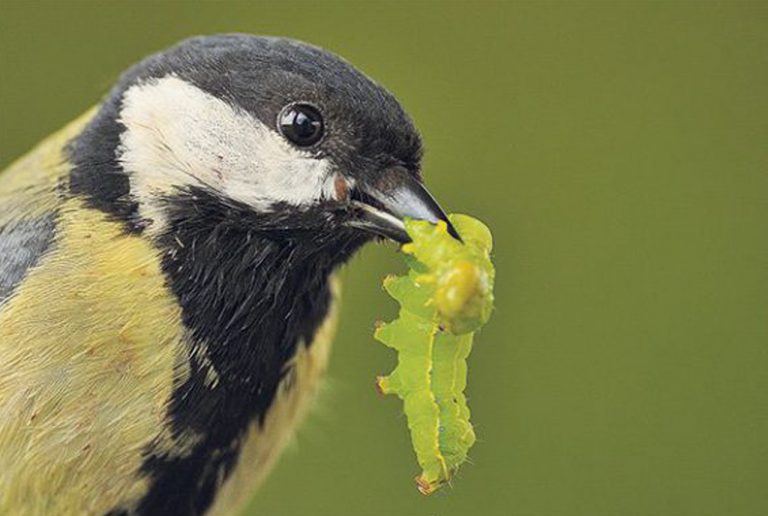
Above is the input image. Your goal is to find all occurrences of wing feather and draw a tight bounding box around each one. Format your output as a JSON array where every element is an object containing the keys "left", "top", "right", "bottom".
[{"left": 0, "top": 109, "right": 96, "bottom": 306}]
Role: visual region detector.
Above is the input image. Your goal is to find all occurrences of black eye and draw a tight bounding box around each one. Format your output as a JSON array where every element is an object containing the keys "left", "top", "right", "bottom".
[{"left": 278, "top": 103, "right": 324, "bottom": 147}]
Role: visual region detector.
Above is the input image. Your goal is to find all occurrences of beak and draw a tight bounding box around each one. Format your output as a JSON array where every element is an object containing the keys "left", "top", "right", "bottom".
[{"left": 347, "top": 168, "right": 461, "bottom": 244}]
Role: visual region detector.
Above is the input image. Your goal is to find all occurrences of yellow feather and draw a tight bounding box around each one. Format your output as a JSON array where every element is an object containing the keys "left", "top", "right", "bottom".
[{"left": 0, "top": 108, "right": 96, "bottom": 223}]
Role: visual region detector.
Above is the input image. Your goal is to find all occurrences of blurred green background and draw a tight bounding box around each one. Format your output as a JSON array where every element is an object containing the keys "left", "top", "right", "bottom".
[{"left": 1, "top": 1, "right": 766, "bottom": 515}]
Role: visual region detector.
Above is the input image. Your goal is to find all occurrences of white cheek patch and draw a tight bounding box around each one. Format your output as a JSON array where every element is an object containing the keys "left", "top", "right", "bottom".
[{"left": 117, "top": 76, "right": 338, "bottom": 231}]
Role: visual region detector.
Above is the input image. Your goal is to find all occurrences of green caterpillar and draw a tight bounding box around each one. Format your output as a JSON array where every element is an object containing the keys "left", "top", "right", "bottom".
[{"left": 375, "top": 214, "right": 495, "bottom": 495}]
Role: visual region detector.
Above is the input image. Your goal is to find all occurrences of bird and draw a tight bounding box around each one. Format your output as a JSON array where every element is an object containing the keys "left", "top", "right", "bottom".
[{"left": 0, "top": 34, "right": 459, "bottom": 515}]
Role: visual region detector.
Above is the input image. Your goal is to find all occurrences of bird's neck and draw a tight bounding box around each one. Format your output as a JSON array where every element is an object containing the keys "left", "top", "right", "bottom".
[{"left": 136, "top": 190, "right": 364, "bottom": 514}]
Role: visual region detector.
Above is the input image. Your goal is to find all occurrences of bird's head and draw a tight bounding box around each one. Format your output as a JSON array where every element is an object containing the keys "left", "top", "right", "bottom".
[{"left": 70, "top": 34, "right": 457, "bottom": 263}]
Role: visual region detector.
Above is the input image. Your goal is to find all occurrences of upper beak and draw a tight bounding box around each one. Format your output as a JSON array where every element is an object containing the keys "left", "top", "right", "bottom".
[{"left": 347, "top": 168, "right": 461, "bottom": 244}]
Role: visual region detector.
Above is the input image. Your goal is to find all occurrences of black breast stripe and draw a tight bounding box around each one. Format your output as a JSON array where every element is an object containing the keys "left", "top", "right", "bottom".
[{"left": 123, "top": 190, "right": 366, "bottom": 516}]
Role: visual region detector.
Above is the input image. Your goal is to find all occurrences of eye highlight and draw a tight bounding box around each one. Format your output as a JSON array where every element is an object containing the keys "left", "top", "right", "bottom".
[{"left": 278, "top": 103, "right": 324, "bottom": 147}]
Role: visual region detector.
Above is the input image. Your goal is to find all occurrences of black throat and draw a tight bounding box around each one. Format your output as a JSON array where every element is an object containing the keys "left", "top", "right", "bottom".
[{"left": 133, "top": 190, "right": 367, "bottom": 515}]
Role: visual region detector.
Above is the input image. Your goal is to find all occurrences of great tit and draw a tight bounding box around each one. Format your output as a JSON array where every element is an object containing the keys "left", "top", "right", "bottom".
[{"left": 0, "top": 34, "right": 457, "bottom": 515}]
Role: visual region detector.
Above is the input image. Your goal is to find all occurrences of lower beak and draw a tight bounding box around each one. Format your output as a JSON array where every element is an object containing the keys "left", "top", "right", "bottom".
[{"left": 347, "top": 169, "right": 460, "bottom": 243}]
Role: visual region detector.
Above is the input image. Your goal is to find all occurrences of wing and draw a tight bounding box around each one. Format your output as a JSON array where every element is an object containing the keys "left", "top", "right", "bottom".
[
  {"left": 0, "top": 111, "right": 94, "bottom": 306},
  {"left": 0, "top": 211, "right": 56, "bottom": 306}
]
